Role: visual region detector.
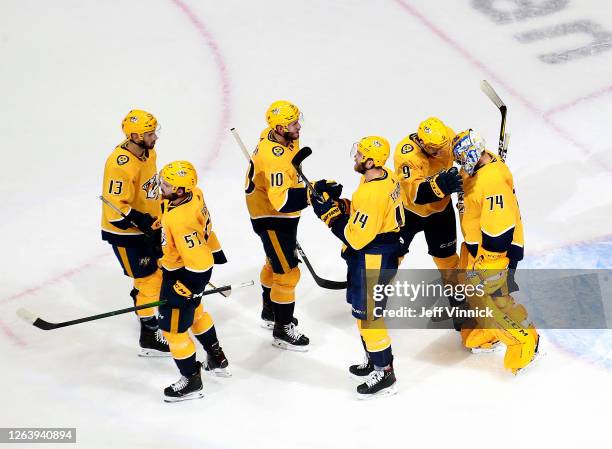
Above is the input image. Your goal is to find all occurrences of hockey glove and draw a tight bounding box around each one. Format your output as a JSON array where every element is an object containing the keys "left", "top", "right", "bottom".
[
  {"left": 313, "top": 179, "right": 343, "bottom": 200},
  {"left": 430, "top": 167, "right": 463, "bottom": 198},
  {"left": 336, "top": 198, "right": 351, "bottom": 215},
  {"left": 312, "top": 198, "right": 342, "bottom": 226},
  {"left": 213, "top": 249, "right": 228, "bottom": 265}
]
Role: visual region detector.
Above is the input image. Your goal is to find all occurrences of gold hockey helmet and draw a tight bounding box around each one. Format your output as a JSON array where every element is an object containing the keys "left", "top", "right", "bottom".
[
  {"left": 159, "top": 160, "right": 197, "bottom": 193},
  {"left": 266, "top": 100, "right": 302, "bottom": 129},
  {"left": 351, "top": 136, "right": 390, "bottom": 167},
  {"left": 122, "top": 109, "right": 158, "bottom": 140},
  {"left": 417, "top": 117, "right": 451, "bottom": 150}
]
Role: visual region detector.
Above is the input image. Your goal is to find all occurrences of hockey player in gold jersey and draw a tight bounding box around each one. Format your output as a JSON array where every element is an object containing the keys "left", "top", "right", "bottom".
[
  {"left": 452, "top": 130, "right": 539, "bottom": 374},
  {"left": 311, "top": 136, "right": 404, "bottom": 398},
  {"left": 157, "top": 161, "right": 230, "bottom": 402},
  {"left": 100, "top": 109, "right": 169, "bottom": 356},
  {"left": 245, "top": 100, "right": 338, "bottom": 350},
  {"left": 393, "top": 117, "right": 464, "bottom": 328}
]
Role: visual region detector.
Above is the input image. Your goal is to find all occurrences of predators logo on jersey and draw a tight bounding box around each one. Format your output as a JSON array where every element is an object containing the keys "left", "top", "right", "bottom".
[{"left": 393, "top": 130, "right": 455, "bottom": 217}]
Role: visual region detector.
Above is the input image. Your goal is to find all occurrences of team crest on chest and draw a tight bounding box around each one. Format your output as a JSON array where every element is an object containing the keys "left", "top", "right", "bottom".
[
  {"left": 272, "top": 146, "right": 284, "bottom": 157},
  {"left": 142, "top": 174, "right": 159, "bottom": 200}
]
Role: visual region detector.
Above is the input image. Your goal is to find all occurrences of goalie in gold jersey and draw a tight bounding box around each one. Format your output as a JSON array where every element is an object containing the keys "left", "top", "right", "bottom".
[
  {"left": 311, "top": 136, "right": 404, "bottom": 399},
  {"left": 100, "top": 110, "right": 169, "bottom": 356},
  {"left": 452, "top": 130, "right": 539, "bottom": 374},
  {"left": 157, "top": 161, "right": 229, "bottom": 402}
]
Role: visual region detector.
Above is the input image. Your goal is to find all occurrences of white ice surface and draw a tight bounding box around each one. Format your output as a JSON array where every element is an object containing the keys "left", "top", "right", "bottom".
[{"left": 1, "top": 1, "right": 611, "bottom": 448}]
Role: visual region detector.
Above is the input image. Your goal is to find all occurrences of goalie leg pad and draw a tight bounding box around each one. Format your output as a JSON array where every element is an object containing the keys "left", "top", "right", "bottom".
[
  {"left": 133, "top": 269, "right": 162, "bottom": 318},
  {"left": 501, "top": 326, "right": 539, "bottom": 374}
]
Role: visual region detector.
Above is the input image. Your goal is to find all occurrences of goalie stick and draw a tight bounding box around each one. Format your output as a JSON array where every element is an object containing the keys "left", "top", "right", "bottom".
[
  {"left": 480, "top": 80, "right": 510, "bottom": 162},
  {"left": 17, "top": 281, "right": 254, "bottom": 331},
  {"left": 230, "top": 127, "right": 347, "bottom": 290},
  {"left": 457, "top": 80, "right": 511, "bottom": 215},
  {"left": 99, "top": 195, "right": 230, "bottom": 297}
]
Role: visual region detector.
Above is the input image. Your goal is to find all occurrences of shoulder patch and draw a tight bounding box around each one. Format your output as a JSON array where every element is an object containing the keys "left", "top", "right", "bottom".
[
  {"left": 272, "top": 146, "right": 285, "bottom": 157},
  {"left": 117, "top": 154, "right": 129, "bottom": 165},
  {"left": 401, "top": 144, "right": 414, "bottom": 154}
]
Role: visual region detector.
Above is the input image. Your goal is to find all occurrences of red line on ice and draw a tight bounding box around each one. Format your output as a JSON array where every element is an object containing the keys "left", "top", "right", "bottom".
[
  {"left": 391, "top": 0, "right": 591, "bottom": 153},
  {"left": 0, "top": 319, "right": 28, "bottom": 347},
  {"left": 545, "top": 84, "right": 612, "bottom": 117},
  {"left": 0, "top": 2, "right": 231, "bottom": 310},
  {"left": 169, "top": 0, "right": 232, "bottom": 172}
]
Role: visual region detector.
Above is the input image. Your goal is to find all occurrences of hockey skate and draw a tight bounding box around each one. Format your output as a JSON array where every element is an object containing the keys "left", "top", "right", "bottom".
[
  {"left": 272, "top": 322, "right": 309, "bottom": 351},
  {"left": 204, "top": 342, "right": 232, "bottom": 377},
  {"left": 356, "top": 367, "right": 397, "bottom": 400},
  {"left": 349, "top": 356, "right": 374, "bottom": 381},
  {"left": 261, "top": 305, "right": 298, "bottom": 330},
  {"left": 163, "top": 362, "right": 204, "bottom": 403},
  {"left": 139, "top": 328, "right": 171, "bottom": 357}
]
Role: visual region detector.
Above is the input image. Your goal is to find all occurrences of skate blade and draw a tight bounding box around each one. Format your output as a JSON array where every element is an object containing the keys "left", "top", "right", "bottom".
[
  {"left": 356, "top": 383, "right": 398, "bottom": 400},
  {"left": 470, "top": 342, "right": 502, "bottom": 354},
  {"left": 139, "top": 348, "right": 172, "bottom": 357},
  {"left": 163, "top": 391, "right": 204, "bottom": 403},
  {"left": 261, "top": 320, "right": 274, "bottom": 330},
  {"left": 271, "top": 339, "right": 309, "bottom": 352},
  {"left": 205, "top": 366, "right": 232, "bottom": 378}
]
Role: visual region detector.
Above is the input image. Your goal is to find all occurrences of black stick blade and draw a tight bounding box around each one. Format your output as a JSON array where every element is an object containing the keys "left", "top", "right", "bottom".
[{"left": 292, "top": 146, "right": 312, "bottom": 167}]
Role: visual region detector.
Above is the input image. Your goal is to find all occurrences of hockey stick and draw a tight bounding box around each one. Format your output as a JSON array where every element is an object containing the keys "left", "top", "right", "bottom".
[
  {"left": 99, "top": 195, "right": 230, "bottom": 297},
  {"left": 230, "top": 127, "right": 347, "bottom": 290},
  {"left": 457, "top": 81, "right": 510, "bottom": 215},
  {"left": 17, "top": 281, "right": 254, "bottom": 331},
  {"left": 480, "top": 80, "right": 510, "bottom": 162},
  {"left": 290, "top": 146, "right": 325, "bottom": 203}
]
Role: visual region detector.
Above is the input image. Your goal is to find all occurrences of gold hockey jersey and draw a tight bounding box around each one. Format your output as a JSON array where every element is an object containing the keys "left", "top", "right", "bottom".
[
  {"left": 101, "top": 142, "right": 160, "bottom": 246},
  {"left": 460, "top": 151, "right": 524, "bottom": 261},
  {"left": 160, "top": 187, "right": 222, "bottom": 275},
  {"left": 393, "top": 130, "right": 455, "bottom": 217},
  {"left": 343, "top": 167, "right": 404, "bottom": 250},
  {"left": 245, "top": 128, "right": 306, "bottom": 222}
]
